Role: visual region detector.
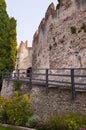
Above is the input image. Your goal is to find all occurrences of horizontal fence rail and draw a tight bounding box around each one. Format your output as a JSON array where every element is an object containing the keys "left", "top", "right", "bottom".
[{"left": 2, "top": 68, "right": 86, "bottom": 100}]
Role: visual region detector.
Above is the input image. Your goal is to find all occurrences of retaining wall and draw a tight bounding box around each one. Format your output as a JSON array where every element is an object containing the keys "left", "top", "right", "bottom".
[{"left": 1, "top": 80, "right": 86, "bottom": 120}]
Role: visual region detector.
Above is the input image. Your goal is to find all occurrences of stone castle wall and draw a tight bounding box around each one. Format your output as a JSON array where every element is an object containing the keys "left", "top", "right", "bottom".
[
  {"left": 1, "top": 80, "right": 86, "bottom": 120},
  {"left": 32, "top": 0, "right": 86, "bottom": 69}
]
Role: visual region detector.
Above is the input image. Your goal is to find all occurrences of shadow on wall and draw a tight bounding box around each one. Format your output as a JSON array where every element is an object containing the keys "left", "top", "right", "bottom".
[{"left": 75, "top": 0, "right": 86, "bottom": 8}]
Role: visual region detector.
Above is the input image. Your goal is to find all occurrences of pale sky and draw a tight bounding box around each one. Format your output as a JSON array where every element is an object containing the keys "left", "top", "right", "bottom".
[{"left": 5, "top": 0, "right": 57, "bottom": 47}]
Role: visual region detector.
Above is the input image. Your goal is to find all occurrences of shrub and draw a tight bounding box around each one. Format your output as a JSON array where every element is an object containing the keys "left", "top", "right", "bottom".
[
  {"left": 47, "top": 114, "right": 67, "bottom": 130},
  {"left": 26, "top": 114, "right": 41, "bottom": 128},
  {"left": 46, "top": 113, "right": 86, "bottom": 130},
  {"left": 65, "top": 113, "right": 86, "bottom": 130},
  {"left": 0, "top": 92, "right": 32, "bottom": 126},
  {"left": 0, "top": 96, "right": 8, "bottom": 123},
  {"left": 13, "top": 80, "right": 22, "bottom": 91},
  {"left": 36, "top": 121, "right": 48, "bottom": 130}
]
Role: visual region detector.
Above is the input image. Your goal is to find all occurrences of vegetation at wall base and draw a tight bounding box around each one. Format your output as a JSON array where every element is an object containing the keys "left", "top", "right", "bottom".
[
  {"left": 36, "top": 121, "right": 49, "bottom": 130},
  {"left": 0, "top": 91, "right": 32, "bottom": 126},
  {"left": 26, "top": 114, "right": 41, "bottom": 128},
  {"left": 36, "top": 113, "right": 86, "bottom": 130},
  {"left": 0, "top": 93, "right": 86, "bottom": 130},
  {"left": 13, "top": 80, "right": 22, "bottom": 91}
]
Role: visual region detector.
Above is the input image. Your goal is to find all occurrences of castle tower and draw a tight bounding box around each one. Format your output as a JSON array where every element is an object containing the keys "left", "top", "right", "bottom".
[{"left": 15, "top": 41, "right": 32, "bottom": 77}]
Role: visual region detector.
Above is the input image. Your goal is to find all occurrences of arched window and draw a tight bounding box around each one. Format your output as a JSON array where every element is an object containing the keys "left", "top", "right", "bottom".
[{"left": 27, "top": 67, "right": 32, "bottom": 77}]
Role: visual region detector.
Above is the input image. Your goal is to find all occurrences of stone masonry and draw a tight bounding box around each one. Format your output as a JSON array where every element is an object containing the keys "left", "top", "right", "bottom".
[
  {"left": 32, "top": 0, "right": 86, "bottom": 69},
  {"left": 1, "top": 80, "right": 86, "bottom": 120},
  {"left": 1, "top": 0, "right": 86, "bottom": 121},
  {"left": 15, "top": 41, "right": 32, "bottom": 75}
]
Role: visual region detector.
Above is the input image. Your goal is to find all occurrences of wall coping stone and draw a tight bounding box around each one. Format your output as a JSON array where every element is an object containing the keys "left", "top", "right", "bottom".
[{"left": 0, "top": 123, "right": 36, "bottom": 130}]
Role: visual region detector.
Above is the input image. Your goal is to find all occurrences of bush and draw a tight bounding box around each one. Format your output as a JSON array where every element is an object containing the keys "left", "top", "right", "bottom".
[
  {"left": 36, "top": 121, "right": 48, "bottom": 130},
  {"left": 0, "top": 92, "right": 32, "bottom": 126},
  {"left": 13, "top": 80, "right": 22, "bottom": 91},
  {"left": 0, "top": 96, "right": 8, "bottom": 123},
  {"left": 65, "top": 113, "right": 86, "bottom": 130},
  {"left": 26, "top": 114, "right": 41, "bottom": 128},
  {"left": 47, "top": 114, "right": 67, "bottom": 130},
  {"left": 46, "top": 113, "right": 86, "bottom": 130}
]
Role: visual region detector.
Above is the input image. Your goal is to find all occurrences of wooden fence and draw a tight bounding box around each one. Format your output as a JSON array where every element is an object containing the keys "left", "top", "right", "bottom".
[{"left": 2, "top": 68, "right": 86, "bottom": 100}]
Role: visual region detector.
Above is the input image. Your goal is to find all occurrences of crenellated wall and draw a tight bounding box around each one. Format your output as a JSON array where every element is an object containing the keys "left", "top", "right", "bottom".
[{"left": 32, "top": 0, "right": 86, "bottom": 69}]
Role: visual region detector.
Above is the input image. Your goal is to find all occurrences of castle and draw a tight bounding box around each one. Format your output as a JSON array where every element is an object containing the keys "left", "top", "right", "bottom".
[
  {"left": 15, "top": 0, "right": 86, "bottom": 83},
  {"left": 1, "top": 0, "right": 86, "bottom": 118},
  {"left": 18, "top": 0, "right": 86, "bottom": 70}
]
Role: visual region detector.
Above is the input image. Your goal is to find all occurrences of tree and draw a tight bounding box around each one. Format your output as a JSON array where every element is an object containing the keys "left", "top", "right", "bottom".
[
  {"left": 8, "top": 17, "right": 17, "bottom": 69},
  {"left": 0, "top": 0, "right": 17, "bottom": 90},
  {"left": 56, "top": 0, "right": 60, "bottom": 10}
]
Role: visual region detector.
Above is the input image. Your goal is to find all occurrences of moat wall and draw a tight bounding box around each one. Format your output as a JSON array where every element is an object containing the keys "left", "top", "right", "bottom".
[{"left": 1, "top": 80, "right": 86, "bottom": 120}]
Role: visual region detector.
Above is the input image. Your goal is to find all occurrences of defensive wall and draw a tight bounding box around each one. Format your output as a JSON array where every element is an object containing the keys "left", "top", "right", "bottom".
[
  {"left": 32, "top": 0, "right": 86, "bottom": 69},
  {"left": 1, "top": 79, "right": 86, "bottom": 120}
]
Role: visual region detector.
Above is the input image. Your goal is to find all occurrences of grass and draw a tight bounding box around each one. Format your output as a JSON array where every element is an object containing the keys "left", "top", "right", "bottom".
[{"left": 0, "top": 126, "right": 15, "bottom": 130}]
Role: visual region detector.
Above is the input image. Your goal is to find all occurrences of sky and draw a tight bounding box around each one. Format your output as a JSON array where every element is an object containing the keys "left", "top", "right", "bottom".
[{"left": 5, "top": 0, "right": 57, "bottom": 47}]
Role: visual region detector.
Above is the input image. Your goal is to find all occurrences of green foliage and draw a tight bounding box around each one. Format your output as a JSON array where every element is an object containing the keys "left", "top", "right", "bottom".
[
  {"left": 81, "top": 23, "right": 86, "bottom": 32},
  {"left": 0, "top": 126, "right": 15, "bottom": 130},
  {"left": 13, "top": 80, "right": 22, "bottom": 91},
  {"left": 26, "top": 114, "right": 41, "bottom": 128},
  {"left": 56, "top": 0, "right": 60, "bottom": 10},
  {"left": 71, "top": 26, "right": 76, "bottom": 34},
  {"left": 0, "top": 96, "right": 8, "bottom": 123},
  {"left": 47, "top": 114, "right": 67, "bottom": 130},
  {"left": 65, "top": 113, "right": 86, "bottom": 130},
  {"left": 0, "top": 0, "right": 17, "bottom": 90},
  {"left": 36, "top": 121, "right": 48, "bottom": 130},
  {"left": 46, "top": 113, "right": 86, "bottom": 130},
  {"left": 8, "top": 18, "right": 17, "bottom": 69},
  {"left": 0, "top": 71, "right": 2, "bottom": 91},
  {"left": 0, "top": 92, "right": 32, "bottom": 126}
]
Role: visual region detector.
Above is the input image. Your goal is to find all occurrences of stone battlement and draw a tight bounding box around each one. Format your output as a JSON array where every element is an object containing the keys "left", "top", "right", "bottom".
[
  {"left": 33, "top": 0, "right": 86, "bottom": 46},
  {"left": 32, "top": 0, "right": 86, "bottom": 69}
]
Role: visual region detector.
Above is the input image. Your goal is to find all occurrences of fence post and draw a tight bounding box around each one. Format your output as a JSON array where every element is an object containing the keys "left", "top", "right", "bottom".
[
  {"left": 71, "top": 68, "right": 76, "bottom": 100},
  {"left": 17, "top": 69, "right": 19, "bottom": 79},
  {"left": 46, "top": 69, "right": 49, "bottom": 93},
  {"left": 29, "top": 69, "right": 32, "bottom": 89}
]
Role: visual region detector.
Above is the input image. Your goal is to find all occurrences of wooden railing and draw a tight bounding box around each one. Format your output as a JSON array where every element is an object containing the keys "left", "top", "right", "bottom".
[{"left": 2, "top": 68, "right": 86, "bottom": 100}]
